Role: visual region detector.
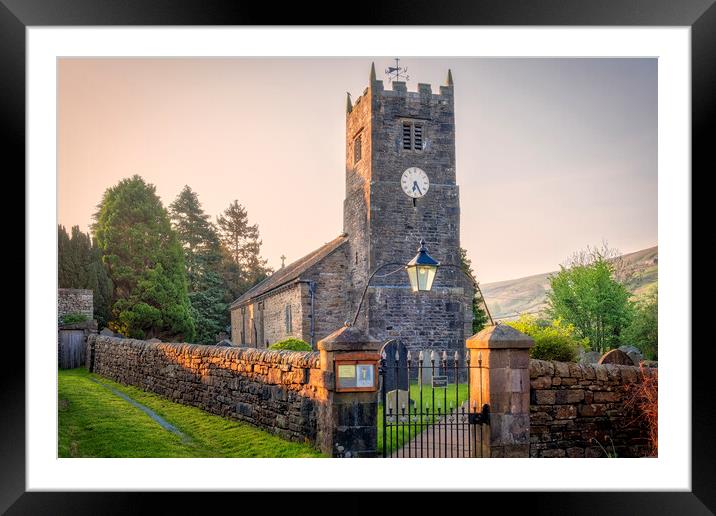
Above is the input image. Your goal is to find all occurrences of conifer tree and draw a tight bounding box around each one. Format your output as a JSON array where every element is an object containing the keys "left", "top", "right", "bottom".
[
  {"left": 459, "top": 247, "right": 489, "bottom": 334},
  {"left": 170, "top": 186, "right": 230, "bottom": 343},
  {"left": 57, "top": 224, "right": 113, "bottom": 328},
  {"left": 93, "top": 175, "right": 195, "bottom": 341},
  {"left": 216, "top": 200, "right": 271, "bottom": 298}
]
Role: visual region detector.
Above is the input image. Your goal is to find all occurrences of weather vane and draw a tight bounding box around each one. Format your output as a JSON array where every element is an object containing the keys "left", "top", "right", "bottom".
[{"left": 385, "top": 58, "right": 409, "bottom": 83}]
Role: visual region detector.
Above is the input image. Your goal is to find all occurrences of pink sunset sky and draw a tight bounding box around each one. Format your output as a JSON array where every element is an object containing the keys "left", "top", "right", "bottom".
[{"left": 58, "top": 57, "right": 657, "bottom": 284}]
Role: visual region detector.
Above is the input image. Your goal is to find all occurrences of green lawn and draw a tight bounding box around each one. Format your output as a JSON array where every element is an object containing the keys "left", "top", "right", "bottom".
[
  {"left": 377, "top": 381, "right": 469, "bottom": 454},
  {"left": 58, "top": 368, "right": 324, "bottom": 458}
]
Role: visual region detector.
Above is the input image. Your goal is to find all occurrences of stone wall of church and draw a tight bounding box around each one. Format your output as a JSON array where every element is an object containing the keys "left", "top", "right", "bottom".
[
  {"left": 367, "top": 285, "right": 472, "bottom": 354},
  {"left": 257, "top": 285, "right": 305, "bottom": 347},
  {"left": 231, "top": 285, "right": 305, "bottom": 348},
  {"left": 350, "top": 79, "right": 473, "bottom": 351},
  {"left": 230, "top": 244, "right": 351, "bottom": 350},
  {"left": 343, "top": 87, "right": 373, "bottom": 322},
  {"left": 302, "top": 244, "right": 351, "bottom": 344}
]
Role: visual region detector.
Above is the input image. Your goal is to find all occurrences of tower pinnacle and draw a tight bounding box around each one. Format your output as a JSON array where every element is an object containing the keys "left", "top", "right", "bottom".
[
  {"left": 346, "top": 92, "right": 353, "bottom": 114},
  {"left": 447, "top": 69, "right": 454, "bottom": 87}
]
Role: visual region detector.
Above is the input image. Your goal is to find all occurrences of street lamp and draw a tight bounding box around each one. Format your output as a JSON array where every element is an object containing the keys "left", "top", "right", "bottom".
[
  {"left": 348, "top": 239, "right": 493, "bottom": 327},
  {"left": 405, "top": 239, "right": 440, "bottom": 292}
]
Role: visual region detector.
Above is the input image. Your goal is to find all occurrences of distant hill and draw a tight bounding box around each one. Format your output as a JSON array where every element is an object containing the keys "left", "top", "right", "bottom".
[{"left": 480, "top": 246, "right": 658, "bottom": 321}]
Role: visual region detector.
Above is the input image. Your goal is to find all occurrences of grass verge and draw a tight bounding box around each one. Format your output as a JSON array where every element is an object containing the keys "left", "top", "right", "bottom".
[{"left": 58, "top": 368, "right": 324, "bottom": 458}]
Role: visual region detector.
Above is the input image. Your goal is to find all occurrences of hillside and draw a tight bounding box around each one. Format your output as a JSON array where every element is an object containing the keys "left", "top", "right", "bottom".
[{"left": 480, "top": 246, "right": 658, "bottom": 321}]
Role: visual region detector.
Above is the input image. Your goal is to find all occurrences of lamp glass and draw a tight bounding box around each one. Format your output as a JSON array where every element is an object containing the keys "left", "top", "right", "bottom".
[
  {"left": 406, "top": 265, "right": 419, "bottom": 292},
  {"left": 406, "top": 263, "right": 437, "bottom": 292},
  {"left": 418, "top": 264, "right": 437, "bottom": 291}
]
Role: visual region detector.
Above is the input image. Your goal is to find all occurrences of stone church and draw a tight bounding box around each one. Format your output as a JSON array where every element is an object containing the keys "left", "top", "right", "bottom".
[{"left": 230, "top": 63, "right": 473, "bottom": 353}]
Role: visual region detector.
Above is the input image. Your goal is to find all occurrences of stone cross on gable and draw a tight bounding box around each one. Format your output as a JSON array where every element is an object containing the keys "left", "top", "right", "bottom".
[{"left": 280, "top": 255, "right": 286, "bottom": 268}]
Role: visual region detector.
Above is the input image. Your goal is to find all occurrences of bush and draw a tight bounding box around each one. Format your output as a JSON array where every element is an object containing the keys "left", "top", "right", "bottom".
[
  {"left": 623, "top": 364, "right": 658, "bottom": 456},
  {"left": 268, "top": 338, "right": 312, "bottom": 352},
  {"left": 505, "top": 315, "right": 589, "bottom": 362},
  {"left": 59, "top": 313, "right": 89, "bottom": 325},
  {"left": 622, "top": 286, "right": 658, "bottom": 360}
]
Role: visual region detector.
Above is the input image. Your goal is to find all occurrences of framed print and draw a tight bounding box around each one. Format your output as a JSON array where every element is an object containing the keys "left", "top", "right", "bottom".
[{"left": 4, "top": 0, "right": 713, "bottom": 513}]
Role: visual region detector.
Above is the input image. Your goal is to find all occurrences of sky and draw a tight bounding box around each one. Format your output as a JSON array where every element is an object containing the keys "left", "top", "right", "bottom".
[{"left": 58, "top": 57, "right": 657, "bottom": 283}]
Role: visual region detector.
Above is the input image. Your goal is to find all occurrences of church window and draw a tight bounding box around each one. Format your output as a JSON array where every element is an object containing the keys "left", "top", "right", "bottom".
[
  {"left": 402, "top": 122, "right": 424, "bottom": 151},
  {"left": 402, "top": 123, "right": 412, "bottom": 149},
  {"left": 285, "top": 304, "right": 293, "bottom": 333},
  {"left": 354, "top": 134, "right": 362, "bottom": 163}
]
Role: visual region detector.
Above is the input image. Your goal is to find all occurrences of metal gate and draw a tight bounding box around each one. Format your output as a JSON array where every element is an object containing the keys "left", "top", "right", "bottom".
[{"left": 379, "top": 345, "right": 490, "bottom": 458}]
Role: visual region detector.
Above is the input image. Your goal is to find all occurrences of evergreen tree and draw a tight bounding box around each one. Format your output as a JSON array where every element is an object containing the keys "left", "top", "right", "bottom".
[
  {"left": 459, "top": 247, "right": 489, "bottom": 334},
  {"left": 92, "top": 175, "right": 195, "bottom": 341},
  {"left": 57, "top": 225, "right": 114, "bottom": 328},
  {"left": 170, "top": 186, "right": 230, "bottom": 344},
  {"left": 216, "top": 200, "right": 271, "bottom": 298}
]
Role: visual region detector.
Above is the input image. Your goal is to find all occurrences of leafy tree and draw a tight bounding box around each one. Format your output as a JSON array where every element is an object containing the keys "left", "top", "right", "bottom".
[
  {"left": 92, "top": 175, "right": 195, "bottom": 341},
  {"left": 506, "top": 314, "right": 590, "bottom": 362},
  {"left": 170, "top": 186, "right": 230, "bottom": 344},
  {"left": 459, "top": 247, "right": 489, "bottom": 334},
  {"left": 58, "top": 225, "right": 113, "bottom": 328},
  {"left": 547, "top": 246, "right": 633, "bottom": 353},
  {"left": 216, "top": 200, "right": 271, "bottom": 298},
  {"left": 623, "top": 286, "right": 658, "bottom": 360}
]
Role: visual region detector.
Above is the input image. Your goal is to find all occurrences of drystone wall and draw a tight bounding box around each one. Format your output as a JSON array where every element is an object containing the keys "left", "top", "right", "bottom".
[
  {"left": 87, "top": 335, "right": 326, "bottom": 445},
  {"left": 58, "top": 288, "right": 93, "bottom": 319},
  {"left": 529, "top": 359, "right": 657, "bottom": 458}
]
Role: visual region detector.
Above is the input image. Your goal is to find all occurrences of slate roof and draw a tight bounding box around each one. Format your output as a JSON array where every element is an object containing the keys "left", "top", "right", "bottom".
[{"left": 230, "top": 234, "right": 348, "bottom": 308}]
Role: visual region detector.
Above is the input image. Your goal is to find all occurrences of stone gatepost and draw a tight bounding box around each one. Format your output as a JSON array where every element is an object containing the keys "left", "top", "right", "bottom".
[
  {"left": 317, "top": 325, "right": 382, "bottom": 458},
  {"left": 466, "top": 324, "right": 534, "bottom": 458}
]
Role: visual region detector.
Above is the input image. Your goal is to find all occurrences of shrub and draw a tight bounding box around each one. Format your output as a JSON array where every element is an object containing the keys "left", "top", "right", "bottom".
[
  {"left": 59, "top": 313, "right": 89, "bottom": 325},
  {"left": 623, "top": 364, "right": 658, "bottom": 456},
  {"left": 505, "top": 315, "right": 589, "bottom": 362},
  {"left": 268, "top": 338, "right": 312, "bottom": 352}
]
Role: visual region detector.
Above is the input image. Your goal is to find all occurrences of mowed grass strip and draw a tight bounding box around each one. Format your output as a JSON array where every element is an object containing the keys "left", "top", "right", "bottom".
[{"left": 58, "top": 368, "right": 324, "bottom": 458}]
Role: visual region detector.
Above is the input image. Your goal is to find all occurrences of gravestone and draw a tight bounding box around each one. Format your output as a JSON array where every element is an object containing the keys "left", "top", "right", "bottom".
[
  {"left": 381, "top": 340, "right": 409, "bottom": 392},
  {"left": 580, "top": 351, "right": 602, "bottom": 364},
  {"left": 385, "top": 390, "right": 415, "bottom": 415},
  {"left": 100, "top": 328, "right": 114, "bottom": 337},
  {"left": 619, "top": 345, "right": 644, "bottom": 365},
  {"left": 216, "top": 339, "right": 233, "bottom": 347},
  {"left": 419, "top": 351, "right": 434, "bottom": 385},
  {"left": 598, "top": 349, "right": 634, "bottom": 366}
]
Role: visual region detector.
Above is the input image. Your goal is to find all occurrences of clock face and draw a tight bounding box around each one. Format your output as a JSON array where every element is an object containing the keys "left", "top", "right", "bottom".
[{"left": 401, "top": 167, "right": 430, "bottom": 198}]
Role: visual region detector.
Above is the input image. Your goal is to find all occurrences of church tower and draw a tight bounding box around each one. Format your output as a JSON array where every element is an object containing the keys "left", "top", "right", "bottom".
[{"left": 343, "top": 63, "right": 473, "bottom": 353}]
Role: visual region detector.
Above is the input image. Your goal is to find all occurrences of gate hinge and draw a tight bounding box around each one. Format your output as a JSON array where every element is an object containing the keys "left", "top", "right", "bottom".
[{"left": 469, "top": 404, "right": 490, "bottom": 425}]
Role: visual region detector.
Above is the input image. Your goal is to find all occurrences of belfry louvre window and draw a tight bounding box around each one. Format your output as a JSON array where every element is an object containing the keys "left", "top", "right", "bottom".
[
  {"left": 402, "top": 122, "right": 424, "bottom": 151},
  {"left": 354, "top": 134, "right": 362, "bottom": 163}
]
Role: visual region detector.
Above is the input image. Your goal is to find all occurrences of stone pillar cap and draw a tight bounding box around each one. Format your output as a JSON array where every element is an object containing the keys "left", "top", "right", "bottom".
[
  {"left": 317, "top": 325, "right": 382, "bottom": 352},
  {"left": 466, "top": 323, "right": 534, "bottom": 350}
]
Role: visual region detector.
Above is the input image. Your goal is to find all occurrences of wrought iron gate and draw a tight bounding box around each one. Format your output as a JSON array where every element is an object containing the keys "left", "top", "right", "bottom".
[{"left": 379, "top": 345, "right": 490, "bottom": 458}]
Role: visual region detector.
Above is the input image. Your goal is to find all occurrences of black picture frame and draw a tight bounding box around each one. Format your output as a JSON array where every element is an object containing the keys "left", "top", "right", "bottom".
[{"left": 4, "top": 0, "right": 710, "bottom": 513}]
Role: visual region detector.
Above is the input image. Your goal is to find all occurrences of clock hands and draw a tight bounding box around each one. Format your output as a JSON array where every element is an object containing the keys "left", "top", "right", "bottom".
[{"left": 412, "top": 181, "right": 423, "bottom": 196}]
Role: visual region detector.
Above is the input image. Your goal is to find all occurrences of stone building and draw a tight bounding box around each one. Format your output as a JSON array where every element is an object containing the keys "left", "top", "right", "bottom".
[{"left": 230, "top": 63, "right": 473, "bottom": 352}]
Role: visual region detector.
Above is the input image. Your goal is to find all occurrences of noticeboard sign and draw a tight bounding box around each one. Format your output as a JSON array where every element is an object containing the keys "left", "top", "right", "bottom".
[{"left": 335, "top": 360, "right": 378, "bottom": 392}]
